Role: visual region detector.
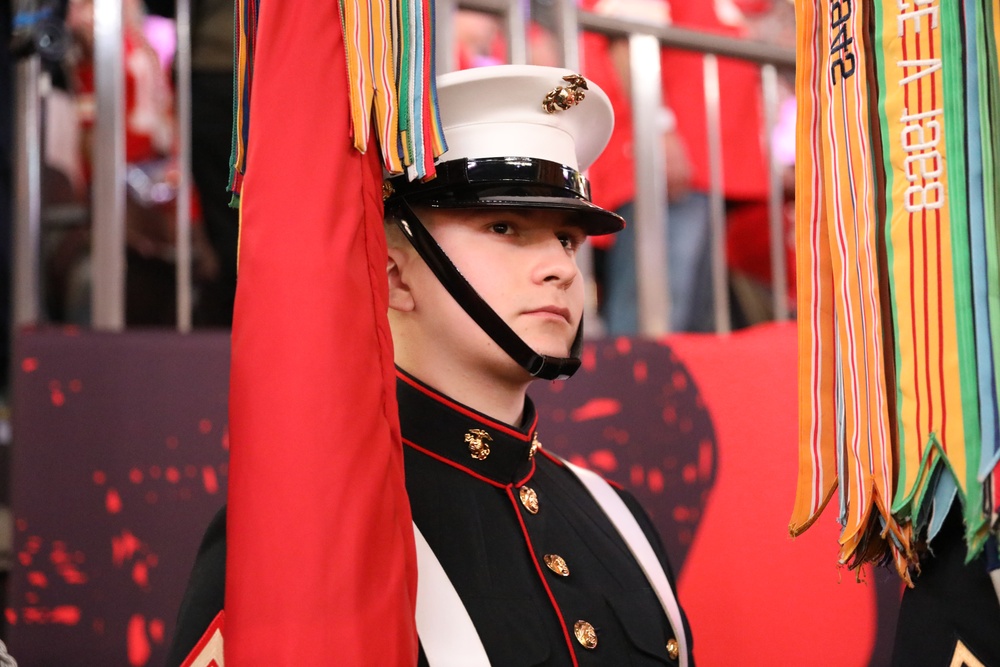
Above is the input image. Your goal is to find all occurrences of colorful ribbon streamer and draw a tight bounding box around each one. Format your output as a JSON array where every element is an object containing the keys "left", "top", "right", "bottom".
[
  {"left": 793, "top": 0, "right": 1000, "bottom": 576},
  {"left": 228, "top": 0, "right": 447, "bottom": 203}
]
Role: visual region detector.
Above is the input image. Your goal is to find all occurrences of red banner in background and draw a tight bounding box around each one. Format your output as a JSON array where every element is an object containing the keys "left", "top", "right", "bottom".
[{"left": 670, "top": 323, "right": 880, "bottom": 666}]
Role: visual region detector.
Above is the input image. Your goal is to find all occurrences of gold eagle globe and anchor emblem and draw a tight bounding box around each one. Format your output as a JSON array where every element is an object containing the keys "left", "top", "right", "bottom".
[
  {"left": 529, "top": 432, "right": 542, "bottom": 458},
  {"left": 542, "top": 74, "right": 589, "bottom": 114},
  {"left": 465, "top": 428, "right": 493, "bottom": 460}
]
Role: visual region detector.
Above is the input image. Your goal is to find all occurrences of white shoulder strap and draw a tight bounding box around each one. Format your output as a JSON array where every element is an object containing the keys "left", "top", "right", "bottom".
[
  {"left": 413, "top": 523, "right": 492, "bottom": 667},
  {"left": 563, "top": 460, "right": 690, "bottom": 667}
]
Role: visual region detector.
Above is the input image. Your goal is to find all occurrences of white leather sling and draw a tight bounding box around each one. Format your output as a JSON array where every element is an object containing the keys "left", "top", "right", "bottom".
[
  {"left": 414, "top": 461, "right": 688, "bottom": 667},
  {"left": 413, "top": 523, "right": 492, "bottom": 667}
]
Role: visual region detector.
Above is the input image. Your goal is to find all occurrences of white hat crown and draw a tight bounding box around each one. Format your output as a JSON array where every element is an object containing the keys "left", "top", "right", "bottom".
[{"left": 435, "top": 65, "right": 615, "bottom": 172}]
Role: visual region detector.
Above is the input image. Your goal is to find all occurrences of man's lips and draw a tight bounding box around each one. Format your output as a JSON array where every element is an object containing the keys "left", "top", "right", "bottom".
[{"left": 523, "top": 306, "right": 572, "bottom": 322}]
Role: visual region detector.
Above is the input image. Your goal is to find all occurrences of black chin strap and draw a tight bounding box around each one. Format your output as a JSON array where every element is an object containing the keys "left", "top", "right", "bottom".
[{"left": 391, "top": 199, "right": 582, "bottom": 381}]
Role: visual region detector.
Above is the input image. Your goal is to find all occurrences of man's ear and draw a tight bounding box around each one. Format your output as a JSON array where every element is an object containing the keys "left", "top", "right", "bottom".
[{"left": 386, "top": 247, "right": 415, "bottom": 313}]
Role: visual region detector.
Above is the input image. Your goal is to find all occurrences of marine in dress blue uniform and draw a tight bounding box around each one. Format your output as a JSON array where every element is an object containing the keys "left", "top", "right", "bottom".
[{"left": 168, "top": 65, "right": 695, "bottom": 666}]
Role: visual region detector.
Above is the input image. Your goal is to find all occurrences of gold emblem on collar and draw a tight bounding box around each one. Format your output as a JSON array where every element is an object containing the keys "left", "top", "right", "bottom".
[
  {"left": 542, "top": 74, "right": 589, "bottom": 114},
  {"left": 465, "top": 428, "right": 493, "bottom": 461},
  {"left": 529, "top": 432, "right": 542, "bottom": 458}
]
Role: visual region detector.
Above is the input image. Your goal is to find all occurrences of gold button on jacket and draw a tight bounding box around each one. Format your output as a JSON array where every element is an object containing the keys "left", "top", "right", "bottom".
[
  {"left": 543, "top": 554, "right": 570, "bottom": 576},
  {"left": 666, "top": 638, "right": 679, "bottom": 660},
  {"left": 519, "top": 486, "right": 539, "bottom": 514},
  {"left": 574, "top": 621, "right": 598, "bottom": 649}
]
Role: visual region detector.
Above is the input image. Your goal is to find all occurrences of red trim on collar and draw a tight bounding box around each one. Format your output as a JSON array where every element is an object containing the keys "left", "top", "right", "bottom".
[
  {"left": 396, "top": 370, "right": 538, "bottom": 441},
  {"left": 506, "top": 488, "right": 581, "bottom": 667},
  {"left": 513, "top": 457, "right": 537, "bottom": 488},
  {"left": 404, "top": 438, "right": 509, "bottom": 489}
]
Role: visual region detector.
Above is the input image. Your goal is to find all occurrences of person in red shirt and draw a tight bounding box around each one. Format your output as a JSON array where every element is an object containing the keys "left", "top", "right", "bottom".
[
  {"left": 67, "top": 0, "right": 174, "bottom": 176},
  {"left": 60, "top": 0, "right": 218, "bottom": 325},
  {"left": 581, "top": 0, "right": 770, "bottom": 333}
]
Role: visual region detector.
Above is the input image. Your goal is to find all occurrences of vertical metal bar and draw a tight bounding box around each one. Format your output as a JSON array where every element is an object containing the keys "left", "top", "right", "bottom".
[
  {"left": 630, "top": 33, "right": 670, "bottom": 336},
  {"left": 555, "top": 0, "right": 580, "bottom": 70},
  {"left": 761, "top": 63, "right": 789, "bottom": 321},
  {"left": 13, "top": 56, "right": 43, "bottom": 326},
  {"left": 91, "top": 0, "right": 127, "bottom": 330},
  {"left": 505, "top": 0, "right": 528, "bottom": 65},
  {"left": 436, "top": 0, "right": 457, "bottom": 74},
  {"left": 551, "top": 0, "right": 602, "bottom": 334},
  {"left": 175, "top": 0, "right": 193, "bottom": 332},
  {"left": 702, "top": 54, "right": 730, "bottom": 334}
]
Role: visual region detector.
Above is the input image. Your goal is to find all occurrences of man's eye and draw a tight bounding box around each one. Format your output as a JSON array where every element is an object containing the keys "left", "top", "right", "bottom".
[
  {"left": 490, "top": 223, "right": 511, "bottom": 235},
  {"left": 558, "top": 233, "right": 583, "bottom": 251}
]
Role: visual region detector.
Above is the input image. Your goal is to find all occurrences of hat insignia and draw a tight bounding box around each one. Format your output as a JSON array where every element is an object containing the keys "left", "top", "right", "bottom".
[{"left": 542, "top": 74, "right": 589, "bottom": 114}]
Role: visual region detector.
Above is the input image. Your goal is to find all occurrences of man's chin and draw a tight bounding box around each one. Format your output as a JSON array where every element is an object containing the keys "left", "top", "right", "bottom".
[{"left": 524, "top": 337, "right": 575, "bottom": 361}]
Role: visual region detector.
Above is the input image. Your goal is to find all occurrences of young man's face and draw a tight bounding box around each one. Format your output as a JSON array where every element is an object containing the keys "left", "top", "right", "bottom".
[{"left": 391, "top": 206, "right": 587, "bottom": 379}]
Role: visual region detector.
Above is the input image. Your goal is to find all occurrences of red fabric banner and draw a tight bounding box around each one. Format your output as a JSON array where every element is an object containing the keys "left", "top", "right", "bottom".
[
  {"left": 671, "top": 324, "right": 879, "bottom": 666},
  {"left": 225, "top": 2, "right": 418, "bottom": 664}
]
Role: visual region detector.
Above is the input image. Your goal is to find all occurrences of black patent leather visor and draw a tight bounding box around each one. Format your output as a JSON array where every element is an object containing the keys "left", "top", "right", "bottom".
[{"left": 384, "top": 157, "right": 625, "bottom": 236}]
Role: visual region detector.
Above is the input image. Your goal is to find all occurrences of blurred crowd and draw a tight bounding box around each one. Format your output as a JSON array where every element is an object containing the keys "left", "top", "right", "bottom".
[
  {"left": 38, "top": 0, "right": 233, "bottom": 327},
  {"left": 25, "top": 0, "right": 796, "bottom": 333}
]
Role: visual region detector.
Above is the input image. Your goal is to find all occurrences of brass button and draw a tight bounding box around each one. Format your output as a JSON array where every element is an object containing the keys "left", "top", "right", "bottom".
[
  {"left": 464, "top": 428, "right": 492, "bottom": 460},
  {"left": 519, "top": 486, "right": 539, "bottom": 514},
  {"left": 573, "top": 620, "right": 597, "bottom": 649},
  {"left": 543, "top": 554, "right": 569, "bottom": 576},
  {"left": 529, "top": 432, "right": 541, "bottom": 458},
  {"left": 666, "top": 638, "right": 679, "bottom": 661}
]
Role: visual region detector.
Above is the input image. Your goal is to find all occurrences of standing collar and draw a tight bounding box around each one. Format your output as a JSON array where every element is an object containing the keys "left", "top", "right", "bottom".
[{"left": 396, "top": 368, "right": 539, "bottom": 486}]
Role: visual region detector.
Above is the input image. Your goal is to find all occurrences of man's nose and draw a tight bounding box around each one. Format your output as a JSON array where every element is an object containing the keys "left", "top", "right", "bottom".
[{"left": 533, "top": 238, "right": 579, "bottom": 287}]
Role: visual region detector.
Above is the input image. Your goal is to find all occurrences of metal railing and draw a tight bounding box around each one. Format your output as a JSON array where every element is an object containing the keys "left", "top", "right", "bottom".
[
  {"left": 12, "top": 55, "right": 42, "bottom": 327},
  {"left": 11, "top": 0, "right": 193, "bottom": 332},
  {"left": 11, "top": 0, "right": 794, "bottom": 336},
  {"left": 571, "top": 9, "right": 795, "bottom": 335},
  {"left": 90, "top": 0, "right": 127, "bottom": 329},
  {"left": 442, "top": 1, "right": 795, "bottom": 335}
]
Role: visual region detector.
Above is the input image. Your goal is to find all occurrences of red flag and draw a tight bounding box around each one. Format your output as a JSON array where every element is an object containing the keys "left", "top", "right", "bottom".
[{"left": 225, "top": 2, "right": 418, "bottom": 664}]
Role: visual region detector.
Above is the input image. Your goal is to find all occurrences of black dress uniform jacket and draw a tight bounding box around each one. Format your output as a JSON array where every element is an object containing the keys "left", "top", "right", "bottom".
[
  {"left": 167, "top": 370, "right": 695, "bottom": 666},
  {"left": 892, "top": 505, "right": 1000, "bottom": 666}
]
